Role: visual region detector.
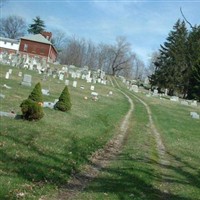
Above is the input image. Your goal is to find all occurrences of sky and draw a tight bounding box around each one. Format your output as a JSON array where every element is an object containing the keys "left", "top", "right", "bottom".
[{"left": 1, "top": 0, "right": 200, "bottom": 65}]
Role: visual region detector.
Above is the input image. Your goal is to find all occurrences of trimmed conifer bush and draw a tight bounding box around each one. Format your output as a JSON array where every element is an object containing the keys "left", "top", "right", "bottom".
[
  {"left": 28, "top": 82, "right": 43, "bottom": 103},
  {"left": 20, "top": 82, "right": 44, "bottom": 120},
  {"left": 54, "top": 86, "right": 72, "bottom": 112},
  {"left": 20, "top": 99, "right": 44, "bottom": 120}
]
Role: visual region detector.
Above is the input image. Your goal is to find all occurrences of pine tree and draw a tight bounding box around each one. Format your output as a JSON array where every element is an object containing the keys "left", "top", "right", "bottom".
[
  {"left": 54, "top": 86, "right": 72, "bottom": 112},
  {"left": 150, "top": 19, "right": 188, "bottom": 96},
  {"left": 187, "top": 25, "right": 200, "bottom": 100},
  {"left": 28, "top": 82, "right": 43, "bottom": 102},
  {"left": 28, "top": 16, "right": 45, "bottom": 34}
]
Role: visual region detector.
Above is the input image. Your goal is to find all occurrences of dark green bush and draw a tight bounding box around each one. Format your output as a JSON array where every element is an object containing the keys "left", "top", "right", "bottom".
[
  {"left": 28, "top": 82, "right": 43, "bottom": 102},
  {"left": 20, "top": 99, "right": 44, "bottom": 121},
  {"left": 54, "top": 86, "right": 72, "bottom": 112}
]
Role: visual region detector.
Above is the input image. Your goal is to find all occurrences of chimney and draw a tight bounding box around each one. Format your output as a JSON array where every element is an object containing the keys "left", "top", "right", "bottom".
[{"left": 41, "top": 31, "right": 52, "bottom": 41}]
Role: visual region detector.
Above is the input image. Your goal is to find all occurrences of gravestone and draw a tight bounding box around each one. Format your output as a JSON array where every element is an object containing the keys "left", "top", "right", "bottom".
[
  {"left": 3, "top": 84, "right": 11, "bottom": 89},
  {"left": 8, "top": 69, "right": 12, "bottom": 74},
  {"left": 181, "top": 101, "right": 189, "bottom": 106},
  {"left": 93, "top": 78, "right": 97, "bottom": 84},
  {"left": 164, "top": 89, "right": 168, "bottom": 96},
  {"left": 65, "top": 80, "right": 69, "bottom": 86},
  {"left": 59, "top": 74, "right": 64, "bottom": 81},
  {"left": 5, "top": 72, "right": 10, "bottom": 79},
  {"left": 73, "top": 81, "right": 77, "bottom": 88},
  {"left": 191, "top": 100, "right": 197, "bottom": 107},
  {"left": 80, "top": 85, "right": 84, "bottom": 89},
  {"left": 43, "top": 102, "right": 55, "bottom": 109},
  {"left": 109, "top": 91, "right": 113, "bottom": 95},
  {"left": 90, "top": 85, "right": 95, "bottom": 91},
  {"left": 170, "top": 96, "right": 179, "bottom": 102},
  {"left": 21, "top": 74, "right": 32, "bottom": 87},
  {"left": 190, "top": 112, "right": 199, "bottom": 119},
  {"left": 87, "top": 78, "right": 92, "bottom": 83},
  {"left": 42, "top": 89, "right": 49, "bottom": 96},
  {"left": 153, "top": 89, "right": 158, "bottom": 96},
  {"left": 0, "top": 111, "right": 16, "bottom": 118},
  {"left": 130, "top": 85, "right": 138, "bottom": 93},
  {"left": 91, "top": 92, "right": 98, "bottom": 101},
  {"left": 18, "top": 72, "right": 22, "bottom": 77},
  {"left": 0, "top": 93, "right": 5, "bottom": 98}
]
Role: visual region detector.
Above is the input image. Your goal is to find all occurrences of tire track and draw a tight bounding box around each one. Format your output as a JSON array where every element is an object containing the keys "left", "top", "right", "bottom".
[
  {"left": 112, "top": 76, "right": 170, "bottom": 197},
  {"left": 44, "top": 79, "right": 134, "bottom": 200}
]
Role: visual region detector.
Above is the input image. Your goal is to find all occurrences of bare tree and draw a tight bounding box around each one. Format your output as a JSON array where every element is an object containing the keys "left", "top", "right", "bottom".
[
  {"left": 132, "top": 57, "right": 145, "bottom": 80},
  {"left": 60, "top": 35, "right": 86, "bottom": 67},
  {"left": 51, "top": 29, "right": 67, "bottom": 51},
  {"left": 145, "top": 51, "right": 160, "bottom": 77},
  {"left": 0, "top": 15, "right": 27, "bottom": 39},
  {"left": 109, "top": 36, "right": 135, "bottom": 75}
]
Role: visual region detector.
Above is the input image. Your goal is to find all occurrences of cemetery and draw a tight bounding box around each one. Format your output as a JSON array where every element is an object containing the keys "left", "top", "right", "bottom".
[{"left": 0, "top": 59, "right": 200, "bottom": 199}]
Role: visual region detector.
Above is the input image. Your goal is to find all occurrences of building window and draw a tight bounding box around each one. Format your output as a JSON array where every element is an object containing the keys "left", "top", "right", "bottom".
[{"left": 24, "top": 44, "right": 28, "bottom": 51}]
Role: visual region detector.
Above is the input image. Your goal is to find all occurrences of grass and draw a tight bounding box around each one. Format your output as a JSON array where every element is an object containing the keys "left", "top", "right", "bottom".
[
  {"left": 74, "top": 78, "right": 200, "bottom": 200},
  {"left": 0, "top": 64, "right": 129, "bottom": 199},
  {"left": 1, "top": 66, "right": 200, "bottom": 199}
]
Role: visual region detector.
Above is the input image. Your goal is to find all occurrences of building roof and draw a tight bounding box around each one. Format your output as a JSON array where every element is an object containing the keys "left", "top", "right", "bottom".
[
  {"left": 0, "top": 37, "right": 19, "bottom": 44},
  {"left": 21, "top": 34, "right": 58, "bottom": 54},
  {"left": 21, "top": 34, "right": 52, "bottom": 45}
]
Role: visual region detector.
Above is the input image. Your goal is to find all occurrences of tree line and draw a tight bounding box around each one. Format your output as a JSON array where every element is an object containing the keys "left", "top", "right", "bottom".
[
  {"left": 149, "top": 19, "right": 200, "bottom": 100},
  {"left": 0, "top": 15, "right": 145, "bottom": 78}
]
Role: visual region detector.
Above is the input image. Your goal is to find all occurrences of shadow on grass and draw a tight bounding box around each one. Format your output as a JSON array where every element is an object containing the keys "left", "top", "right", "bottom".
[
  {"left": 69, "top": 151, "right": 200, "bottom": 200},
  {"left": 1, "top": 132, "right": 200, "bottom": 200},
  {"left": 0, "top": 132, "right": 90, "bottom": 187}
]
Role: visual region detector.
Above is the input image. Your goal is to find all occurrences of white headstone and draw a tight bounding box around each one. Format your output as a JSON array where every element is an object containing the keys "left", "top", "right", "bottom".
[
  {"left": 191, "top": 100, "right": 197, "bottom": 107},
  {"left": 42, "top": 89, "right": 49, "bottom": 96},
  {"left": 181, "top": 101, "right": 189, "bottom": 106},
  {"left": 90, "top": 85, "right": 95, "bottom": 91},
  {"left": 18, "top": 72, "right": 22, "bottom": 77},
  {"left": 190, "top": 112, "right": 199, "bottom": 119},
  {"left": 8, "top": 69, "right": 12, "bottom": 74},
  {"left": 164, "top": 89, "right": 168, "bottom": 96},
  {"left": 43, "top": 102, "right": 54, "bottom": 109},
  {"left": 0, "top": 93, "right": 5, "bottom": 98},
  {"left": 5, "top": 72, "right": 9, "bottom": 79},
  {"left": 87, "top": 78, "right": 92, "bottom": 83},
  {"left": 130, "top": 85, "right": 139, "bottom": 93},
  {"left": 153, "top": 89, "right": 158, "bottom": 96},
  {"left": 73, "top": 81, "right": 77, "bottom": 88},
  {"left": 59, "top": 74, "right": 64, "bottom": 81},
  {"left": 80, "top": 85, "right": 84, "bottom": 89},
  {"left": 170, "top": 96, "right": 179, "bottom": 102},
  {"left": 65, "top": 80, "right": 69, "bottom": 86}
]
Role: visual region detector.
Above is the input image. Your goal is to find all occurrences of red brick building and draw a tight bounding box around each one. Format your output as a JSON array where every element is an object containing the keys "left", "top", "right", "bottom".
[{"left": 19, "top": 33, "right": 57, "bottom": 63}]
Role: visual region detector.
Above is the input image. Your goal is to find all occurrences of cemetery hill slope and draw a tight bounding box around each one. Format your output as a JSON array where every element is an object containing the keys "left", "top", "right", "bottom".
[{"left": 0, "top": 63, "right": 129, "bottom": 199}]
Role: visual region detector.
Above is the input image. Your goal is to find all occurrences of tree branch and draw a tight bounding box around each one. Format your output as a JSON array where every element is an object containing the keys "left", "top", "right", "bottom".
[{"left": 180, "top": 7, "right": 194, "bottom": 29}]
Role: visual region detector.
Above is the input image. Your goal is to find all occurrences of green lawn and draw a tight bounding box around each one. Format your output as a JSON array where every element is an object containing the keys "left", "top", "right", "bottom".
[
  {"left": 1, "top": 65, "right": 200, "bottom": 199},
  {"left": 75, "top": 78, "right": 200, "bottom": 200},
  {"left": 0, "top": 64, "right": 129, "bottom": 199}
]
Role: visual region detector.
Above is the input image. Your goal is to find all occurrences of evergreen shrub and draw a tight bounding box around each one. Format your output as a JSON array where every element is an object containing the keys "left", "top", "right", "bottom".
[
  {"left": 28, "top": 82, "right": 43, "bottom": 102},
  {"left": 20, "top": 99, "right": 44, "bottom": 120},
  {"left": 54, "top": 86, "right": 72, "bottom": 112},
  {"left": 20, "top": 82, "right": 44, "bottom": 120}
]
